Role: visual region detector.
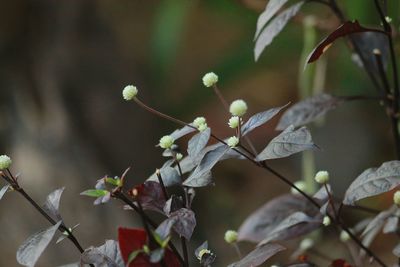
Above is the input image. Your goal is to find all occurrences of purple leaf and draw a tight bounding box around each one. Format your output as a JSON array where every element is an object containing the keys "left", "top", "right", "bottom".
[
  {"left": 17, "top": 221, "right": 62, "bottom": 267},
  {"left": 238, "top": 194, "right": 321, "bottom": 243},
  {"left": 256, "top": 125, "right": 316, "bottom": 161},
  {"left": 134, "top": 181, "right": 167, "bottom": 213},
  {"left": 43, "top": 187, "right": 65, "bottom": 222},
  {"left": 148, "top": 166, "right": 181, "bottom": 187},
  {"left": 254, "top": 2, "right": 303, "bottom": 61},
  {"left": 156, "top": 208, "right": 196, "bottom": 240},
  {"left": 242, "top": 104, "right": 288, "bottom": 136},
  {"left": 183, "top": 145, "right": 229, "bottom": 187},
  {"left": 258, "top": 212, "right": 321, "bottom": 245},
  {"left": 170, "top": 125, "right": 196, "bottom": 140},
  {"left": 0, "top": 184, "right": 10, "bottom": 200},
  {"left": 276, "top": 94, "right": 344, "bottom": 130},
  {"left": 254, "top": 0, "right": 289, "bottom": 39},
  {"left": 228, "top": 243, "right": 285, "bottom": 267},
  {"left": 187, "top": 128, "right": 211, "bottom": 160},
  {"left": 343, "top": 161, "right": 400, "bottom": 205},
  {"left": 81, "top": 240, "right": 123, "bottom": 267}
]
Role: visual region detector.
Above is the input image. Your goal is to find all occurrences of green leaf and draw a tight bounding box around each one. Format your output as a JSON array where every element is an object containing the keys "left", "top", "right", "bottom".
[
  {"left": 105, "top": 178, "right": 121, "bottom": 187},
  {"left": 127, "top": 250, "right": 143, "bottom": 265},
  {"left": 80, "top": 189, "right": 108, "bottom": 198}
]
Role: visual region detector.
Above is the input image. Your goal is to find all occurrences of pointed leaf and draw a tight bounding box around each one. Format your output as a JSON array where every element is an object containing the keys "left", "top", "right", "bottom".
[
  {"left": 255, "top": 2, "right": 303, "bottom": 61},
  {"left": 80, "top": 189, "right": 108, "bottom": 198},
  {"left": 343, "top": 161, "right": 400, "bottom": 205},
  {"left": 81, "top": 240, "right": 124, "bottom": 267},
  {"left": 148, "top": 167, "right": 181, "bottom": 187},
  {"left": 187, "top": 128, "right": 211, "bottom": 160},
  {"left": 43, "top": 187, "right": 65, "bottom": 221},
  {"left": 228, "top": 243, "right": 285, "bottom": 267},
  {"left": 238, "top": 194, "right": 322, "bottom": 243},
  {"left": 0, "top": 184, "right": 10, "bottom": 200},
  {"left": 170, "top": 125, "right": 196, "bottom": 140},
  {"left": 183, "top": 145, "right": 229, "bottom": 187},
  {"left": 276, "top": 94, "right": 344, "bottom": 130},
  {"left": 254, "top": 0, "right": 289, "bottom": 39},
  {"left": 307, "top": 20, "right": 386, "bottom": 64},
  {"left": 17, "top": 221, "right": 62, "bottom": 267},
  {"left": 157, "top": 208, "right": 196, "bottom": 240},
  {"left": 258, "top": 211, "right": 321, "bottom": 245},
  {"left": 242, "top": 104, "right": 288, "bottom": 136},
  {"left": 256, "top": 125, "right": 316, "bottom": 161},
  {"left": 133, "top": 181, "right": 167, "bottom": 213}
]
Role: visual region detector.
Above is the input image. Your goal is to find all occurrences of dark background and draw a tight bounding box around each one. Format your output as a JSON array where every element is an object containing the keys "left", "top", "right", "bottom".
[{"left": 0, "top": 0, "right": 398, "bottom": 266}]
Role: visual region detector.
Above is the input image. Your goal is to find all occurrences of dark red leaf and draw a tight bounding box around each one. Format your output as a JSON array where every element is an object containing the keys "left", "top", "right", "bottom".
[
  {"left": 331, "top": 259, "right": 352, "bottom": 267},
  {"left": 307, "top": 21, "right": 386, "bottom": 64},
  {"left": 131, "top": 181, "right": 166, "bottom": 213},
  {"left": 118, "top": 227, "right": 180, "bottom": 267}
]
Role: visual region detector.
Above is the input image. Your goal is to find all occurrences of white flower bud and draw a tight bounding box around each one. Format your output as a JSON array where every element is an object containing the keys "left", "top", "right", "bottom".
[
  {"left": 122, "top": 85, "right": 138, "bottom": 101},
  {"left": 193, "top": 117, "right": 206, "bottom": 128},
  {"left": 340, "top": 230, "right": 350, "bottom": 242},
  {"left": 323, "top": 216, "right": 331, "bottom": 226},
  {"left": 0, "top": 155, "right": 12, "bottom": 170},
  {"left": 197, "top": 249, "right": 211, "bottom": 260},
  {"left": 299, "top": 238, "right": 314, "bottom": 251},
  {"left": 224, "top": 230, "right": 238, "bottom": 244},
  {"left": 227, "top": 136, "right": 239, "bottom": 148},
  {"left": 394, "top": 191, "right": 400, "bottom": 206},
  {"left": 159, "top": 135, "right": 174, "bottom": 149},
  {"left": 176, "top": 153, "right": 183, "bottom": 161},
  {"left": 228, "top": 116, "right": 240, "bottom": 128},
  {"left": 385, "top": 16, "right": 392, "bottom": 23},
  {"left": 314, "top": 171, "right": 329, "bottom": 184},
  {"left": 202, "top": 72, "right": 218, "bottom": 87},
  {"left": 229, "top": 99, "right": 248, "bottom": 117},
  {"left": 291, "top": 181, "right": 306, "bottom": 195}
]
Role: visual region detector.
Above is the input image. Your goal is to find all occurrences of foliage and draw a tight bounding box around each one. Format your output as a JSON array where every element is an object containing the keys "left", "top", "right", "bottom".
[{"left": 1, "top": 0, "right": 400, "bottom": 266}]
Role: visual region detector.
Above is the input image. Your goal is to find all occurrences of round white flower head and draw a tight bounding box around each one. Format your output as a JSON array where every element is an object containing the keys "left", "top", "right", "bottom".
[
  {"left": 291, "top": 180, "right": 306, "bottom": 194},
  {"left": 159, "top": 135, "right": 174, "bottom": 149},
  {"left": 385, "top": 16, "right": 392, "bottom": 23},
  {"left": 224, "top": 230, "right": 238, "bottom": 244},
  {"left": 227, "top": 136, "right": 239, "bottom": 148},
  {"left": 176, "top": 153, "right": 183, "bottom": 161},
  {"left": 197, "top": 249, "right": 211, "bottom": 260},
  {"left": 394, "top": 191, "right": 400, "bottom": 206},
  {"left": 0, "top": 155, "right": 12, "bottom": 170},
  {"left": 323, "top": 216, "right": 331, "bottom": 226},
  {"left": 193, "top": 117, "right": 206, "bottom": 128},
  {"left": 228, "top": 116, "right": 240, "bottom": 129},
  {"left": 202, "top": 72, "right": 218, "bottom": 87},
  {"left": 299, "top": 238, "right": 314, "bottom": 251},
  {"left": 314, "top": 170, "right": 329, "bottom": 184},
  {"left": 198, "top": 123, "right": 208, "bottom": 132},
  {"left": 229, "top": 99, "right": 248, "bottom": 117},
  {"left": 340, "top": 230, "right": 350, "bottom": 242},
  {"left": 122, "top": 85, "right": 138, "bottom": 101}
]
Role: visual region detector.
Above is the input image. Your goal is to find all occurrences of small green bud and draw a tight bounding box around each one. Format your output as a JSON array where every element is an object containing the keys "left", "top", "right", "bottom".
[
  {"left": 227, "top": 136, "right": 239, "bottom": 148},
  {"left": 322, "top": 216, "right": 331, "bottom": 226},
  {"left": 122, "top": 85, "right": 138, "bottom": 101},
  {"left": 224, "top": 230, "right": 238, "bottom": 244},
  {"left": 202, "top": 72, "right": 218, "bottom": 87},
  {"left": 159, "top": 135, "right": 174, "bottom": 149},
  {"left": 0, "top": 155, "right": 12, "bottom": 170},
  {"left": 340, "top": 230, "right": 350, "bottom": 242},
  {"left": 229, "top": 99, "right": 248, "bottom": 117},
  {"left": 394, "top": 190, "right": 400, "bottom": 206},
  {"left": 314, "top": 171, "right": 329, "bottom": 184},
  {"left": 228, "top": 116, "right": 240, "bottom": 128}
]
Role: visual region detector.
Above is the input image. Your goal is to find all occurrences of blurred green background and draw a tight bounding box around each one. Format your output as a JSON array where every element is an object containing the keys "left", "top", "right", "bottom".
[{"left": 0, "top": 0, "right": 399, "bottom": 266}]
